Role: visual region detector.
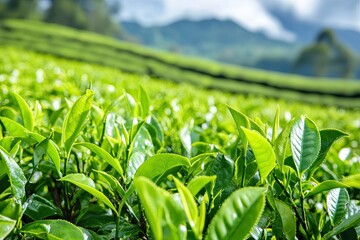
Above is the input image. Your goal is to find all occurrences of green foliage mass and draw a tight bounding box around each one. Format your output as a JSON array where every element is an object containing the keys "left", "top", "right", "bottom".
[{"left": 0, "top": 47, "right": 360, "bottom": 239}]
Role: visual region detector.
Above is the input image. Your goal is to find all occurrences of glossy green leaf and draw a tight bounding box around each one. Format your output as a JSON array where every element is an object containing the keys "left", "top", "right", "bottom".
[
  {"left": 75, "top": 142, "right": 123, "bottom": 176},
  {"left": 290, "top": 116, "right": 320, "bottom": 175},
  {"left": 135, "top": 153, "right": 190, "bottom": 180},
  {"left": 21, "top": 219, "right": 85, "bottom": 240},
  {"left": 307, "top": 129, "right": 347, "bottom": 177},
  {"left": 341, "top": 174, "right": 360, "bottom": 188},
  {"left": 205, "top": 187, "right": 266, "bottom": 240},
  {"left": 306, "top": 180, "right": 350, "bottom": 198},
  {"left": 61, "top": 89, "right": 94, "bottom": 155},
  {"left": 60, "top": 173, "right": 118, "bottom": 215},
  {"left": 173, "top": 177, "right": 203, "bottom": 239},
  {"left": 134, "top": 176, "right": 186, "bottom": 240},
  {"left": 25, "top": 194, "right": 62, "bottom": 220},
  {"left": 323, "top": 213, "right": 360, "bottom": 240},
  {"left": 242, "top": 128, "right": 276, "bottom": 182},
  {"left": 12, "top": 92, "right": 34, "bottom": 131},
  {"left": 327, "top": 188, "right": 349, "bottom": 226},
  {"left": 0, "top": 146, "right": 26, "bottom": 202},
  {"left": 187, "top": 175, "right": 216, "bottom": 196},
  {"left": 80, "top": 227, "right": 106, "bottom": 240},
  {"left": 0, "top": 214, "right": 16, "bottom": 240},
  {"left": 127, "top": 127, "right": 154, "bottom": 180},
  {"left": 228, "top": 107, "right": 250, "bottom": 154},
  {"left": 275, "top": 199, "right": 296, "bottom": 240}
]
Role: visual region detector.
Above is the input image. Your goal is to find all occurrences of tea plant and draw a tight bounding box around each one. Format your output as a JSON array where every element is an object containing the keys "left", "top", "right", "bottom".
[{"left": 0, "top": 89, "right": 359, "bottom": 240}]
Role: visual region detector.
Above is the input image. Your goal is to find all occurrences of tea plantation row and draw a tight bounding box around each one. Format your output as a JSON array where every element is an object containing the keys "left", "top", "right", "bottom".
[{"left": 0, "top": 47, "right": 359, "bottom": 239}]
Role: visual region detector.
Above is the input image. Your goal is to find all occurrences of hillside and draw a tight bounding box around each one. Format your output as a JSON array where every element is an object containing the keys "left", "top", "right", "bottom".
[
  {"left": 122, "top": 19, "right": 299, "bottom": 66},
  {"left": 1, "top": 19, "right": 360, "bottom": 108}
]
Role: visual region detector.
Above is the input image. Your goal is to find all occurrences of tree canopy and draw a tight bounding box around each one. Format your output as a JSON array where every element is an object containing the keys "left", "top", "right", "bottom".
[{"left": 294, "top": 29, "right": 356, "bottom": 79}]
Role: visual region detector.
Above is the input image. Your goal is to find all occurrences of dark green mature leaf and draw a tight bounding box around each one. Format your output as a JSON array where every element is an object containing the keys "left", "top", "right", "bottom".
[
  {"left": 275, "top": 199, "right": 296, "bottom": 240},
  {"left": 306, "top": 180, "right": 350, "bottom": 198},
  {"left": 60, "top": 173, "right": 118, "bottom": 214},
  {"left": 62, "top": 90, "right": 94, "bottom": 155},
  {"left": 0, "top": 214, "right": 16, "bottom": 240},
  {"left": 12, "top": 92, "right": 34, "bottom": 131},
  {"left": 242, "top": 128, "right": 276, "bottom": 182},
  {"left": 25, "top": 194, "right": 62, "bottom": 220},
  {"left": 290, "top": 117, "right": 320, "bottom": 176},
  {"left": 75, "top": 142, "right": 123, "bottom": 176},
  {"left": 135, "top": 153, "right": 190, "bottom": 181},
  {"left": 327, "top": 188, "right": 349, "bottom": 226},
  {"left": 205, "top": 187, "right": 266, "bottom": 240},
  {"left": 21, "top": 219, "right": 85, "bottom": 240},
  {"left": 202, "top": 154, "right": 234, "bottom": 194},
  {"left": 0, "top": 146, "right": 26, "bottom": 202},
  {"left": 134, "top": 176, "right": 186, "bottom": 240},
  {"left": 307, "top": 129, "right": 347, "bottom": 177},
  {"left": 341, "top": 174, "right": 360, "bottom": 188},
  {"left": 322, "top": 213, "right": 360, "bottom": 240}
]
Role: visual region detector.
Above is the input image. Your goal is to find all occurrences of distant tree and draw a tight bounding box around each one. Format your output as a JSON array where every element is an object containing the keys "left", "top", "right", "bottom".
[
  {"left": 294, "top": 29, "right": 356, "bottom": 78},
  {"left": 0, "top": 0, "right": 41, "bottom": 20},
  {"left": 45, "top": 0, "right": 121, "bottom": 37}
]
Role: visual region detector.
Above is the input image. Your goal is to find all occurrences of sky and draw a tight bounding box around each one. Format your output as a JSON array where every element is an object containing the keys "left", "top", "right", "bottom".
[{"left": 119, "top": 0, "right": 360, "bottom": 41}]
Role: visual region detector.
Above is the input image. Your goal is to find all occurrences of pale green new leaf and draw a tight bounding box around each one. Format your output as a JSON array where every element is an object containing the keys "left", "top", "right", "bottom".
[
  {"left": 242, "top": 128, "right": 276, "bottom": 181},
  {"left": 0, "top": 214, "right": 16, "bottom": 240},
  {"left": 21, "top": 219, "right": 85, "bottom": 240},
  {"left": 275, "top": 199, "right": 296, "bottom": 240},
  {"left": 134, "top": 176, "right": 186, "bottom": 240},
  {"left": 205, "top": 187, "right": 266, "bottom": 240},
  {"left": 12, "top": 92, "right": 34, "bottom": 131},
  {"left": 327, "top": 188, "right": 349, "bottom": 226},
  {"left": 75, "top": 142, "right": 123, "bottom": 176},
  {"left": 0, "top": 146, "right": 26, "bottom": 202},
  {"left": 306, "top": 180, "right": 350, "bottom": 198},
  {"left": 0, "top": 117, "right": 28, "bottom": 138},
  {"left": 341, "top": 174, "right": 360, "bottom": 188},
  {"left": 173, "top": 177, "right": 203, "bottom": 239},
  {"left": 187, "top": 175, "right": 216, "bottom": 196},
  {"left": 139, "top": 86, "right": 150, "bottom": 117},
  {"left": 290, "top": 116, "right": 320, "bottom": 175},
  {"left": 62, "top": 90, "right": 94, "bottom": 155},
  {"left": 135, "top": 153, "right": 190, "bottom": 181},
  {"left": 60, "top": 173, "right": 117, "bottom": 215}
]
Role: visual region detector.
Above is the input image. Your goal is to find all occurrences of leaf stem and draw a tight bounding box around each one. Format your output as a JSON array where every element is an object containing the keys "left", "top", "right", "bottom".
[{"left": 272, "top": 173, "right": 308, "bottom": 237}]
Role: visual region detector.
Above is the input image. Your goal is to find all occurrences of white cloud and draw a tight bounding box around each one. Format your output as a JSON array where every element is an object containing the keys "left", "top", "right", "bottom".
[{"left": 121, "top": 0, "right": 295, "bottom": 41}]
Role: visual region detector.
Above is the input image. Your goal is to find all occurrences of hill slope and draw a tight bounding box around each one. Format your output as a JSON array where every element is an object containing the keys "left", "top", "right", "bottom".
[{"left": 1, "top": 19, "right": 360, "bottom": 108}]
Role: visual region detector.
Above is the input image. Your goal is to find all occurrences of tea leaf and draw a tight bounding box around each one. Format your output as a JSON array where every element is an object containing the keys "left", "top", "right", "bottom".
[
  {"left": 60, "top": 173, "right": 117, "bottom": 215},
  {"left": 290, "top": 117, "right": 320, "bottom": 176},
  {"left": 62, "top": 90, "right": 94, "bottom": 155},
  {"left": 242, "top": 128, "right": 276, "bottom": 182},
  {"left": 205, "top": 187, "right": 266, "bottom": 240},
  {"left": 12, "top": 92, "right": 34, "bottom": 131}
]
